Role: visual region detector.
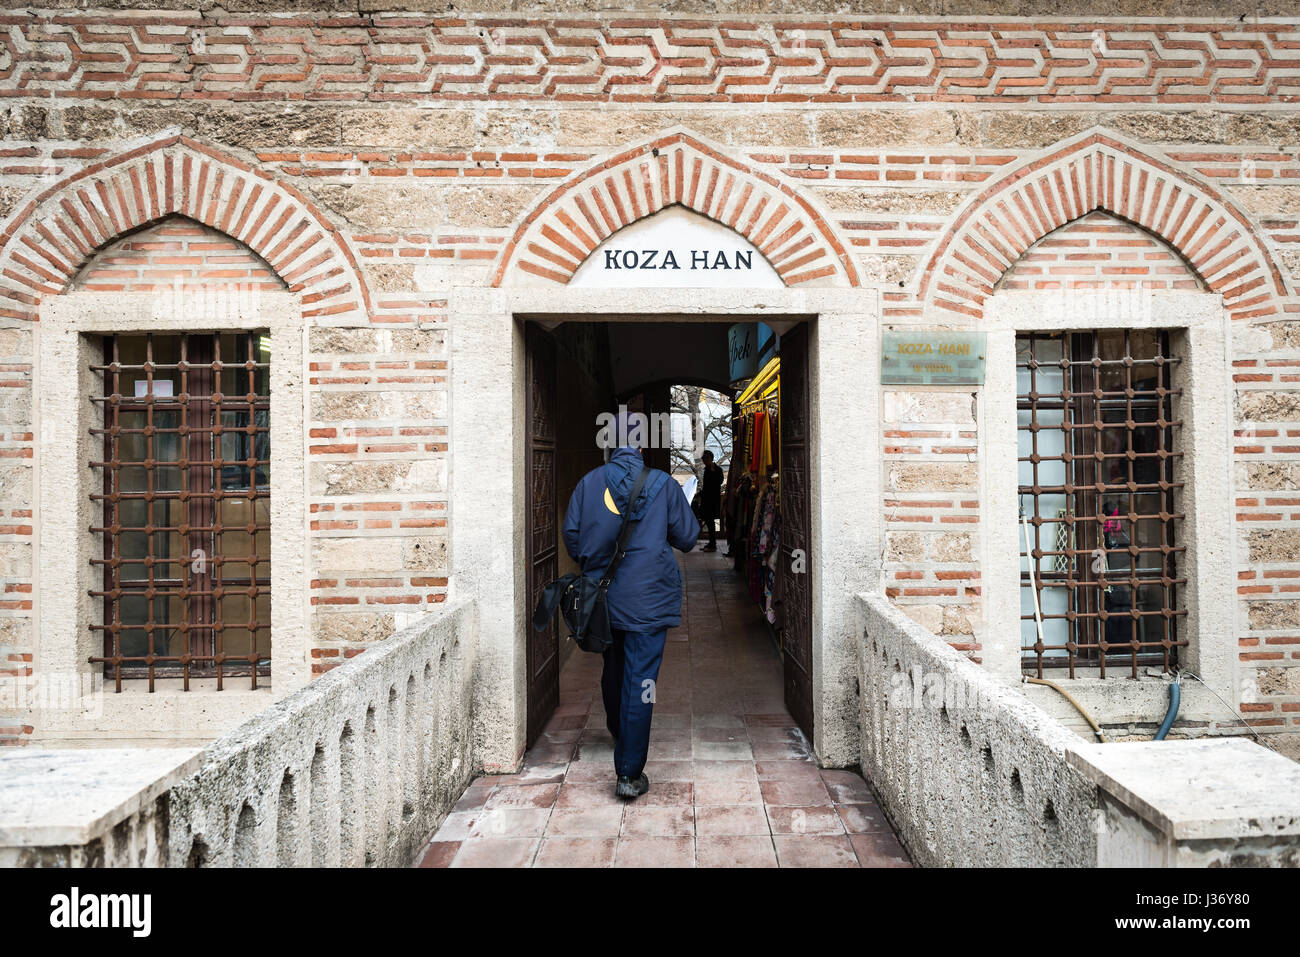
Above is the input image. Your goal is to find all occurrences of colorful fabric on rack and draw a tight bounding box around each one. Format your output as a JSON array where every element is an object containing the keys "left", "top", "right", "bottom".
[
  {"left": 756, "top": 485, "right": 777, "bottom": 556},
  {"left": 754, "top": 412, "right": 773, "bottom": 475},
  {"left": 764, "top": 551, "right": 777, "bottom": 624}
]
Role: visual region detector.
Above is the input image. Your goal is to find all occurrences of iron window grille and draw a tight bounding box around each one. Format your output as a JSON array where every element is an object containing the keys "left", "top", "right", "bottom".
[
  {"left": 89, "top": 332, "right": 271, "bottom": 691},
  {"left": 1016, "top": 330, "right": 1186, "bottom": 678}
]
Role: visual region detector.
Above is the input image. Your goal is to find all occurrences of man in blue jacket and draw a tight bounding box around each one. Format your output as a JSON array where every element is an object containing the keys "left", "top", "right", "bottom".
[{"left": 563, "top": 415, "right": 699, "bottom": 799}]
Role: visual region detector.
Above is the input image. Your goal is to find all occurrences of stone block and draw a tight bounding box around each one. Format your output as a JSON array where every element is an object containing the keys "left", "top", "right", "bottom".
[
  {"left": 312, "top": 184, "right": 445, "bottom": 230},
  {"left": 0, "top": 543, "right": 32, "bottom": 579},
  {"left": 310, "top": 390, "right": 445, "bottom": 421},
  {"left": 814, "top": 187, "right": 966, "bottom": 216},
  {"left": 0, "top": 465, "right": 31, "bottom": 504},
  {"left": 1239, "top": 462, "right": 1300, "bottom": 490},
  {"left": 898, "top": 603, "right": 943, "bottom": 634},
  {"left": 314, "top": 611, "right": 397, "bottom": 644},
  {"left": 932, "top": 532, "right": 973, "bottom": 563},
  {"left": 885, "top": 531, "right": 924, "bottom": 562},
  {"left": 1246, "top": 528, "right": 1300, "bottom": 563},
  {"left": 0, "top": 617, "right": 30, "bottom": 646},
  {"left": 817, "top": 109, "right": 957, "bottom": 147},
  {"left": 310, "top": 460, "right": 445, "bottom": 496},
  {"left": 1237, "top": 391, "right": 1300, "bottom": 422},
  {"left": 0, "top": 329, "right": 32, "bottom": 359},
  {"left": 884, "top": 391, "right": 976, "bottom": 425},
  {"left": 1248, "top": 600, "right": 1300, "bottom": 630},
  {"left": 941, "top": 605, "right": 975, "bottom": 636},
  {"left": 314, "top": 537, "right": 404, "bottom": 572},
  {"left": 442, "top": 185, "right": 540, "bottom": 228},
  {"left": 1229, "top": 185, "right": 1300, "bottom": 216},
  {"left": 197, "top": 107, "right": 341, "bottom": 148},
  {"left": 337, "top": 109, "right": 479, "bottom": 149},
  {"left": 887, "top": 462, "right": 978, "bottom": 492},
  {"left": 404, "top": 533, "right": 448, "bottom": 572},
  {"left": 0, "top": 386, "right": 32, "bottom": 429}
]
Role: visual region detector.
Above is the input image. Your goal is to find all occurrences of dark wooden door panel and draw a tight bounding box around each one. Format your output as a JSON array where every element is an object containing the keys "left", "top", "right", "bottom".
[
  {"left": 777, "top": 323, "right": 813, "bottom": 740},
  {"left": 525, "top": 324, "right": 559, "bottom": 746}
]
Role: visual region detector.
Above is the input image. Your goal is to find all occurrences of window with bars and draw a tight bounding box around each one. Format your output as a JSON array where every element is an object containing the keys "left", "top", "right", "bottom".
[
  {"left": 89, "top": 332, "right": 272, "bottom": 691},
  {"left": 1016, "top": 330, "right": 1186, "bottom": 678}
]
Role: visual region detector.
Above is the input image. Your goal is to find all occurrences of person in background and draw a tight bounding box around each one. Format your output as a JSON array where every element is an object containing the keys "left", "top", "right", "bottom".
[
  {"left": 699, "top": 449, "right": 725, "bottom": 552},
  {"left": 562, "top": 412, "right": 700, "bottom": 799}
]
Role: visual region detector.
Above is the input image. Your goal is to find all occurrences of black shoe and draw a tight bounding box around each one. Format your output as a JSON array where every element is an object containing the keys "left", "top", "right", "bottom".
[
  {"left": 615, "top": 773, "right": 650, "bottom": 799},
  {"left": 703, "top": 544, "right": 717, "bottom": 552}
]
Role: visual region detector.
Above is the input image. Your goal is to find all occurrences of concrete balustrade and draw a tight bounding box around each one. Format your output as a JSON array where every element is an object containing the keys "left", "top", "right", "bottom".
[
  {"left": 0, "top": 600, "right": 476, "bottom": 868},
  {"left": 855, "top": 592, "right": 1300, "bottom": 868}
]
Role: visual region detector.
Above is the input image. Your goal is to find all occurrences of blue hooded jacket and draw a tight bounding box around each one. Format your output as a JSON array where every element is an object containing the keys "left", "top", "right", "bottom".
[{"left": 562, "top": 447, "right": 700, "bottom": 633}]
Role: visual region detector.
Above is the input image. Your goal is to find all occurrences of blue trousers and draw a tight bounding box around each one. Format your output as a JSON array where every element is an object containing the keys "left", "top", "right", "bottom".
[{"left": 600, "top": 627, "right": 667, "bottom": 778}]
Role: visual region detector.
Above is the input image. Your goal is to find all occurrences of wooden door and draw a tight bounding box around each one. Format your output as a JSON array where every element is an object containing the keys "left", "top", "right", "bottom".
[
  {"left": 777, "top": 324, "right": 814, "bottom": 740},
  {"left": 525, "top": 324, "right": 559, "bottom": 746}
]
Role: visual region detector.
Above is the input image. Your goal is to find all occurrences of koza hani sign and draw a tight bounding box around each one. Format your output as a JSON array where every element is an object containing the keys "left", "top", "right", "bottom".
[
  {"left": 568, "top": 206, "right": 783, "bottom": 289},
  {"left": 600, "top": 248, "right": 757, "bottom": 272}
]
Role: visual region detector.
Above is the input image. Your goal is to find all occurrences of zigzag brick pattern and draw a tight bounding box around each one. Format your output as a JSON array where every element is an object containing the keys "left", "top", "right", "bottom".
[{"left": 1, "top": 16, "right": 1300, "bottom": 105}]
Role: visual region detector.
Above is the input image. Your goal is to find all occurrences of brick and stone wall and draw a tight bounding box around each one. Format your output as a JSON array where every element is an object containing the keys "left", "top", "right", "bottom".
[
  {"left": 0, "top": 5, "right": 1297, "bottom": 753},
  {"left": 998, "top": 212, "right": 1206, "bottom": 293}
]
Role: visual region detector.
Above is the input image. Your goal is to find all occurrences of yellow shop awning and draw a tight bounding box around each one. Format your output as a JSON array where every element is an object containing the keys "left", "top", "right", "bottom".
[{"left": 735, "top": 355, "right": 780, "bottom": 410}]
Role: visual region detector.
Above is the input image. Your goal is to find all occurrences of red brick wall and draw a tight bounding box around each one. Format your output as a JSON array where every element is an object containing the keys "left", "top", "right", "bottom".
[
  {"left": 999, "top": 212, "right": 1206, "bottom": 292},
  {"left": 71, "top": 217, "right": 285, "bottom": 293}
]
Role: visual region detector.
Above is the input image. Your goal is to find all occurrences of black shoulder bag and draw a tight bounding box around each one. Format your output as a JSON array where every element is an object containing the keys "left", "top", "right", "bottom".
[{"left": 531, "top": 465, "right": 651, "bottom": 654}]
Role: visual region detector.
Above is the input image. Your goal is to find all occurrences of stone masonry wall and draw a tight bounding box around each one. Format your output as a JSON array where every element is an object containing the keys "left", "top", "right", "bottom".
[{"left": 0, "top": 7, "right": 1298, "bottom": 749}]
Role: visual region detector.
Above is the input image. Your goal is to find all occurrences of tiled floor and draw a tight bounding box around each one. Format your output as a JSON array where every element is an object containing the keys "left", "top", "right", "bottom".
[{"left": 418, "top": 544, "right": 912, "bottom": 868}]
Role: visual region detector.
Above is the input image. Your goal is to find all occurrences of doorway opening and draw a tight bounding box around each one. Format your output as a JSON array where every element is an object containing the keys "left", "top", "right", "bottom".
[{"left": 524, "top": 318, "right": 814, "bottom": 749}]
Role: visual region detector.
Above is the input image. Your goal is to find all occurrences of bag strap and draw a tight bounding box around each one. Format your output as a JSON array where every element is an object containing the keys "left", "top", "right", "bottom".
[{"left": 598, "top": 465, "right": 652, "bottom": 591}]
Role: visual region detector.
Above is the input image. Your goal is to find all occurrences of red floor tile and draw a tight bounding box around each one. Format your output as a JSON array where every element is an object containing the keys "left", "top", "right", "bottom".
[
  {"left": 535, "top": 837, "right": 618, "bottom": 868},
  {"left": 773, "top": 834, "right": 860, "bottom": 868},
  {"left": 694, "top": 804, "right": 770, "bottom": 836},
  {"left": 696, "top": 835, "right": 778, "bottom": 868},
  {"left": 417, "top": 840, "right": 460, "bottom": 867},
  {"left": 766, "top": 804, "right": 844, "bottom": 836},
  {"left": 450, "top": 838, "right": 540, "bottom": 868},
  {"left": 615, "top": 836, "right": 695, "bottom": 868}
]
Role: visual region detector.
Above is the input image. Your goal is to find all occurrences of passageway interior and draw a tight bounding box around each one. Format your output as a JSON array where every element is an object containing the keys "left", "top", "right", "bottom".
[
  {"left": 420, "top": 548, "right": 911, "bottom": 867},
  {"left": 419, "top": 319, "right": 912, "bottom": 867}
]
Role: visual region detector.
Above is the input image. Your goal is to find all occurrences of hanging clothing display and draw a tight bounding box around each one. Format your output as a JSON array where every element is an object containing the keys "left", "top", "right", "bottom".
[
  {"left": 729, "top": 354, "right": 782, "bottom": 632},
  {"left": 749, "top": 474, "right": 780, "bottom": 622}
]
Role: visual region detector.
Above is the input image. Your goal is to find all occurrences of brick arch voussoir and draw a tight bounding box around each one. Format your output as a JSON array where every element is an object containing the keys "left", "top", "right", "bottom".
[
  {"left": 921, "top": 133, "right": 1289, "bottom": 322},
  {"left": 0, "top": 135, "right": 371, "bottom": 323},
  {"left": 493, "top": 132, "right": 859, "bottom": 288}
]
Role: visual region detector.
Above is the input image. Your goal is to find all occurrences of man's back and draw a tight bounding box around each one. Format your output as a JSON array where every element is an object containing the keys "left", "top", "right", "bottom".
[
  {"left": 561, "top": 432, "right": 700, "bottom": 801},
  {"left": 562, "top": 446, "right": 700, "bottom": 632}
]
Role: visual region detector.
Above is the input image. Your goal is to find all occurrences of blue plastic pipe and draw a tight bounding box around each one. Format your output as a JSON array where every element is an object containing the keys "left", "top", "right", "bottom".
[{"left": 1154, "top": 678, "right": 1181, "bottom": 741}]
